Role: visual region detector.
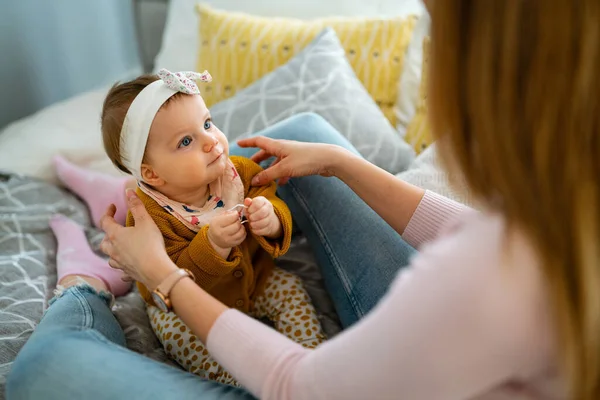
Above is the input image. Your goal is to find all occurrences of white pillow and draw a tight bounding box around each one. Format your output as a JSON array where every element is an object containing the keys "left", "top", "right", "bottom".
[
  {"left": 0, "top": 87, "right": 120, "bottom": 184},
  {"left": 154, "top": 0, "right": 426, "bottom": 72},
  {"left": 396, "top": 144, "right": 474, "bottom": 206},
  {"left": 395, "top": 10, "right": 430, "bottom": 137}
]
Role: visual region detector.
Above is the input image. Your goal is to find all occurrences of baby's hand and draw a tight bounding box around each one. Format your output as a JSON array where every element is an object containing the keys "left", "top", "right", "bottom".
[
  {"left": 207, "top": 211, "right": 247, "bottom": 253},
  {"left": 245, "top": 196, "right": 282, "bottom": 238}
]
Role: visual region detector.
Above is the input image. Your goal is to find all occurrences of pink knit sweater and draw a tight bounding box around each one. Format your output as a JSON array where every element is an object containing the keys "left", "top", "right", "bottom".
[{"left": 207, "top": 191, "right": 565, "bottom": 399}]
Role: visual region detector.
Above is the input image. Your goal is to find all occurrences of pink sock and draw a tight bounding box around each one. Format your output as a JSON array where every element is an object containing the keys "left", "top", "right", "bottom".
[
  {"left": 50, "top": 215, "right": 131, "bottom": 296},
  {"left": 54, "top": 155, "right": 130, "bottom": 228}
]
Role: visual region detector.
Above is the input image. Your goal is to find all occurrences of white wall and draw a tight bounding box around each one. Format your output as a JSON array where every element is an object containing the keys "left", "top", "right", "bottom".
[{"left": 0, "top": 0, "right": 143, "bottom": 129}]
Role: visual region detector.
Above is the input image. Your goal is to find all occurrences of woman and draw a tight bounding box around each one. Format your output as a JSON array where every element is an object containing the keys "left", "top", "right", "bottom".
[{"left": 8, "top": 0, "right": 599, "bottom": 398}]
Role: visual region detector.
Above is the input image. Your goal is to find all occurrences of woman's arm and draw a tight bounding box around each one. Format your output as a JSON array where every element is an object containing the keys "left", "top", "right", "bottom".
[
  {"left": 238, "top": 137, "right": 467, "bottom": 238},
  {"left": 100, "top": 196, "right": 543, "bottom": 399},
  {"left": 328, "top": 147, "right": 426, "bottom": 235}
]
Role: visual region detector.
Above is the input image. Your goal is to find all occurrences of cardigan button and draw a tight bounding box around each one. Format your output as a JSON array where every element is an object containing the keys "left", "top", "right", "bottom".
[
  {"left": 235, "top": 299, "right": 244, "bottom": 308},
  {"left": 233, "top": 270, "right": 244, "bottom": 278}
]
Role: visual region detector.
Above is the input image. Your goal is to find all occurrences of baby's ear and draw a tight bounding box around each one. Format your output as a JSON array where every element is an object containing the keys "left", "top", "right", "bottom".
[{"left": 140, "top": 164, "right": 164, "bottom": 186}]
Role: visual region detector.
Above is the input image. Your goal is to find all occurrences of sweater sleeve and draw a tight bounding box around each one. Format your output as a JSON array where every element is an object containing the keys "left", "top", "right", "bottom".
[
  {"left": 206, "top": 214, "right": 550, "bottom": 399},
  {"left": 402, "top": 190, "right": 470, "bottom": 248},
  {"left": 232, "top": 156, "right": 292, "bottom": 258},
  {"left": 127, "top": 211, "right": 243, "bottom": 303}
]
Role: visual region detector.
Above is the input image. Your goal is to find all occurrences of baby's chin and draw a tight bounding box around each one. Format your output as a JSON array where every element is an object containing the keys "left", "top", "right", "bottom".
[{"left": 206, "top": 154, "right": 228, "bottom": 177}]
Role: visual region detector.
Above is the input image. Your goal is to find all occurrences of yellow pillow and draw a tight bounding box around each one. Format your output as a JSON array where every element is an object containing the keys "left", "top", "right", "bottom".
[
  {"left": 404, "top": 37, "right": 432, "bottom": 153},
  {"left": 195, "top": 4, "right": 416, "bottom": 125}
]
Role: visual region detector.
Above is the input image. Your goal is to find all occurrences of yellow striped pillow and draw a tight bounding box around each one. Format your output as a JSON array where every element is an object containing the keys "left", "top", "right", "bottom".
[
  {"left": 195, "top": 4, "right": 417, "bottom": 125},
  {"left": 404, "top": 37, "right": 432, "bottom": 153}
]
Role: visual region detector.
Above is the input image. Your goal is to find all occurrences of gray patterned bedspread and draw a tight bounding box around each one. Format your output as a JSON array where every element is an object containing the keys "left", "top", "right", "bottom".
[{"left": 0, "top": 171, "right": 342, "bottom": 398}]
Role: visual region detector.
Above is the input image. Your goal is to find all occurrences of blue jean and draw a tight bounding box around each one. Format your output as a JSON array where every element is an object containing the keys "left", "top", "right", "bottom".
[{"left": 6, "top": 113, "right": 417, "bottom": 399}]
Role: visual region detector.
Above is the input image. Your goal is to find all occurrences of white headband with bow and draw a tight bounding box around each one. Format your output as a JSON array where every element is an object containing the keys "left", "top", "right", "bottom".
[{"left": 119, "top": 68, "right": 212, "bottom": 181}]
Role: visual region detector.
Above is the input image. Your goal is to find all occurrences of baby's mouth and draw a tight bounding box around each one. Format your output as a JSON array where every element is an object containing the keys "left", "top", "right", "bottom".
[{"left": 208, "top": 152, "right": 223, "bottom": 165}]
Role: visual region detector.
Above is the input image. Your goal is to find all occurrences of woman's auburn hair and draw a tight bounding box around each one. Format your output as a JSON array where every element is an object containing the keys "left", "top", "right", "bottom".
[{"left": 428, "top": 1, "right": 600, "bottom": 398}]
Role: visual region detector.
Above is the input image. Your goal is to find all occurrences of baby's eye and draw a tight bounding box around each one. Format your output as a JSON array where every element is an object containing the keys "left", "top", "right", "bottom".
[
  {"left": 204, "top": 120, "right": 212, "bottom": 130},
  {"left": 178, "top": 136, "right": 193, "bottom": 148}
]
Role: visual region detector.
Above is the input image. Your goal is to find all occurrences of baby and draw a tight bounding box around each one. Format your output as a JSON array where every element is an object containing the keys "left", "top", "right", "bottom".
[{"left": 100, "top": 69, "right": 325, "bottom": 385}]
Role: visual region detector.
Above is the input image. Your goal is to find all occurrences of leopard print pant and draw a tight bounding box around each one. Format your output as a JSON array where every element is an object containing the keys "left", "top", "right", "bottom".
[{"left": 148, "top": 267, "right": 326, "bottom": 386}]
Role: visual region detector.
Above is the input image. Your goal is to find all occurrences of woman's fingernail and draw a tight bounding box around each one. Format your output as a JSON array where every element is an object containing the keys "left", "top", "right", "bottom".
[
  {"left": 125, "top": 188, "right": 135, "bottom": 199},
  {"left": 252, "top": 177, "right": 260, "bottom": 185}
]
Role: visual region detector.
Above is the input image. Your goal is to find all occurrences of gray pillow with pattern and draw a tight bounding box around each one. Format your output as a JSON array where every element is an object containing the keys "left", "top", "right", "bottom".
[{"left": 210, "top": 28, "right": 415, "bottom": 175}]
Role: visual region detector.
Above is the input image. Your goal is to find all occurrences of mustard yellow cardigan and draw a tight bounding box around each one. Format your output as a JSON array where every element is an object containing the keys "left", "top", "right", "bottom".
[{"left": 127, "top": 156, "right": 292, "bottom": 312}]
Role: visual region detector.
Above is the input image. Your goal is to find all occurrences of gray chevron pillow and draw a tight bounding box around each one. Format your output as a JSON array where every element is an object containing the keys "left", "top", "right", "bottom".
[{"left": 210, "top": 28, "right": 415, "bottom": 174}]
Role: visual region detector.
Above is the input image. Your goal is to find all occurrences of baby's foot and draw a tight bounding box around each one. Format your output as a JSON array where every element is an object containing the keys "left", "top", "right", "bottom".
[
  {"left": 50, "top": 215, "right": 131, "bottom": 296},
  {"left": 53, "top": 155, "right": 131, "bottom": 228}
]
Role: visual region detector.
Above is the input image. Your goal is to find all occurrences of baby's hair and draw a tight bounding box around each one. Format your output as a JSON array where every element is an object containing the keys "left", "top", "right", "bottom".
[{"left": 101, "top": 74, "right": 184, "bottom": 174}]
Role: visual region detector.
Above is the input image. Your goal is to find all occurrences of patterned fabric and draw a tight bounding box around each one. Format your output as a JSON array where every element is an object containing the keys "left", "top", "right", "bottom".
[
  {"left": 404, "top": 37, "right": 433, "bottom": 153},
  {"left": 0, "top": 172, "right": 177, "bottom": 399},
  {"left": 139, "top": 159, "right": 245, "bottom": 232},
  {"left": 148, "top": 267, "right": 326, "bottom": 385},
  {"left": 210, "top": 29, "right": 415, "bottom": 175},
  {"left": 196, "top": 4, "right": 417, "bottom": 125},
  {"left": 157, "top": 68, "right": 212, "bottom": 94},
  {"left": 0, "top": 171, "right": 346, "bottom": 399}
]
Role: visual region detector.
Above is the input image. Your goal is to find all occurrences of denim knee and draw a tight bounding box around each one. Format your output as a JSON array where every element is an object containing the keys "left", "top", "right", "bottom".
[
  {"left": 285, "top": 112, "right": 359, "bottom": 153},
  {"left": 286, "top": 113, "right": 333, "bottom": 141}
]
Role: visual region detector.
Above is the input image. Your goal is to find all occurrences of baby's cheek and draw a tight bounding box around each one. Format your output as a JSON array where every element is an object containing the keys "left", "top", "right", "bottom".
[{"left": 216, "top": 129, "right": 229, "bottom": 153}]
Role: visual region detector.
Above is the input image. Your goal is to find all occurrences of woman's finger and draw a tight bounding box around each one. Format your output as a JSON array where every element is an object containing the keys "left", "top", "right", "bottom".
[
  {"left": 125, "top": 189, "right": 151, "bottom": 225},
  {"left": 106, "top": 204, "right": 117, "bottom": 218},
  {"left": 251, "top": 162, "right": 287, "bottom": 186},
  {"left": 121, "top": 275, "right": 134, "bottom": 282},
  {"left": 250, "top": 149, "right": 272, "bottom": 164},
  {"left": 236, "top": 136, "right": 279, "bottom": 152},
  {"left": 108, "top": 258, "right": 124, "bottom": 270},
  {"left": 100, "top": 205, "right": 120, "bottom": 237},
  {"left": 100, "top": 238, "right": 113, "bottom": 258},
  {"left": 278, "top": 176, "right": 291, "bottom": 185}
]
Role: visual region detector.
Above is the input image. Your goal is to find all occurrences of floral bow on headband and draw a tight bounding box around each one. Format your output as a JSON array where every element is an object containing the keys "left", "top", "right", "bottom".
[{"left": 157, "top": 68, "right": 212, "bottom": 95}]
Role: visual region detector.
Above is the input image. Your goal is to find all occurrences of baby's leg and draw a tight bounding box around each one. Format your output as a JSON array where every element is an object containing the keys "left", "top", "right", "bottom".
[
  {"left": 252, "top": 268, "right": 326, "bottom": 348},
  {"left": 147, "top": 306, "right": 239, "bottom": 386}
]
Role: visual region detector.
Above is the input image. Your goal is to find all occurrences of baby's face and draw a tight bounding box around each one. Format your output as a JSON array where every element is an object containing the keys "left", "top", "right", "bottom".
[{"left": 142, "top": 94, "right": 229, "bottom": 194}]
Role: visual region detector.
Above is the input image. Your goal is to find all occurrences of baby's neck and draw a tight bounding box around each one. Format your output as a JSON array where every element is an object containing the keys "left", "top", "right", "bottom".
[{"left": 158, "top": 184, "right": 211, "bottom": 207}]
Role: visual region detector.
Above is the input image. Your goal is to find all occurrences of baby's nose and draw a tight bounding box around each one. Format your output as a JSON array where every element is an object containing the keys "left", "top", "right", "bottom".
[{"left": 202, "top": 136, "right": 219, "bottom": 152}]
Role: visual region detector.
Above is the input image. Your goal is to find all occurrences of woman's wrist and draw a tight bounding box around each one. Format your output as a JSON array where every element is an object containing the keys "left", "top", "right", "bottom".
[
  {"left": 327, "top": 145, "right": 360, "bottom": 179},
  {"left": 145, "top": 255, "right": 179, "bottom": 291}
]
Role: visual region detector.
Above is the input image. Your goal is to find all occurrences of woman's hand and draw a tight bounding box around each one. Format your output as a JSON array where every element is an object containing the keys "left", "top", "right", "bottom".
[
  {"left": 236, "top": 136, "right": 351, "bottom": 186},
  {"left": 100, "top": 189, "right": 177, "bottom": 290}
]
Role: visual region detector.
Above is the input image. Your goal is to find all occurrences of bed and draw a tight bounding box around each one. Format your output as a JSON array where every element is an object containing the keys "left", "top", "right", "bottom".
[{"left": 0, "top": 1, "right": 471, "bottom": 396}]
